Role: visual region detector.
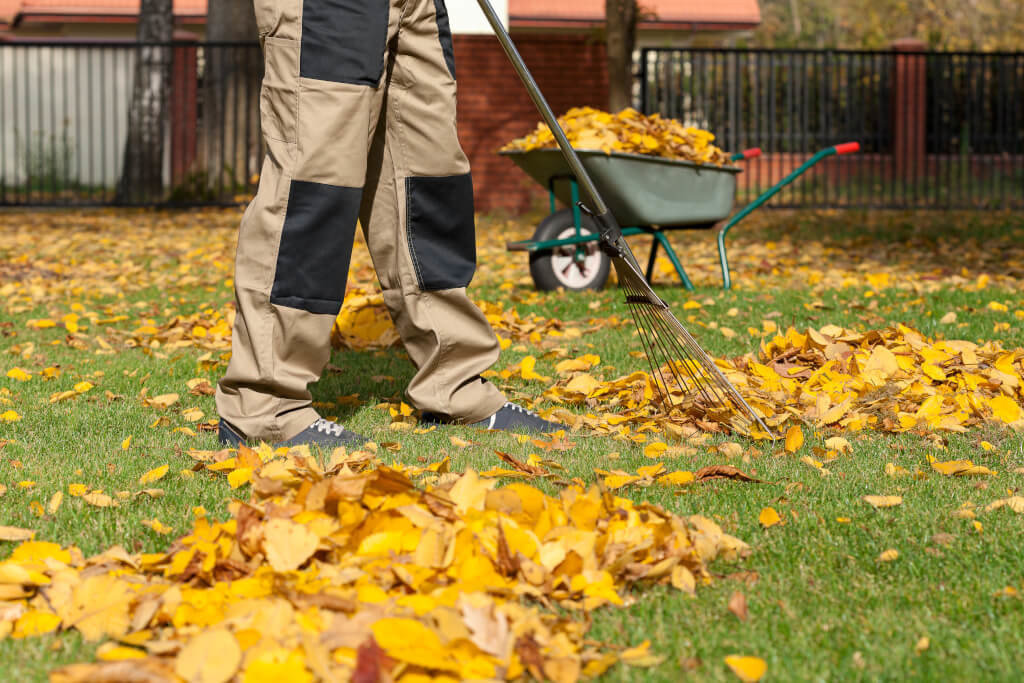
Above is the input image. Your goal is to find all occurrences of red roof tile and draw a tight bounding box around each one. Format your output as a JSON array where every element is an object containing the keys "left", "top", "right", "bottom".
[
  {"left": 510, "top": 0, "right": 760, "bottom": 27},
  {"left": 2, "top": 0, "right": 759, "bottom": 29},
  {"left": 2, "top": 0, "right": 203, "bottom": 24}
]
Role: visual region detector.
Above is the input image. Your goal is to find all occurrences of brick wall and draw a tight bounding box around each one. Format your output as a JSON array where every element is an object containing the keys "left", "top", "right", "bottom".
[{"left": 453, "top": 34, "right": 608, "bottom": 214}]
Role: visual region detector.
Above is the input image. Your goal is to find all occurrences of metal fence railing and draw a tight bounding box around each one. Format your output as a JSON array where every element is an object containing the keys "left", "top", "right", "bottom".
[
  {"left": 0, "top": 41, "right": 263, "bottom": 206},
  {"left": 1, "top": 42, "right": 1022, "bottom": 209},
  {"left": 637, "top": 48, "right": 1024, "bottom": 209}
]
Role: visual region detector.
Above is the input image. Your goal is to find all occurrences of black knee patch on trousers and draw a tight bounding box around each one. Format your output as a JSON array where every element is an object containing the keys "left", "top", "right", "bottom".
[
  {"left": 301, "top": 0, "right": 388, "bottom": 85},
  {"left": 271, "top": 180, "right": 361, "bottom": 315},
  {"left": 406, "top": 174, "right": 476, "bottom": 291}
]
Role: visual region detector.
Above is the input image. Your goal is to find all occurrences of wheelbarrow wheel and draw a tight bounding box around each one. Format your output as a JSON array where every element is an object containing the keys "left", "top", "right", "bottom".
[{"left": 529, "top": 209, "right": 610, "bottom": 291}]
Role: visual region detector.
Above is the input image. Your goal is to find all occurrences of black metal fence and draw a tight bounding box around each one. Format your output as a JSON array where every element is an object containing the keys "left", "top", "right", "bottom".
[
  {"left": 0, "top": 41, "right": 263, "bottom": 206},
  {"left": 637, "top": 48, "right": 1024, "bottom": 208},
  {"left": 1, "top": 41, "right": 1022, "bottom": 209}
]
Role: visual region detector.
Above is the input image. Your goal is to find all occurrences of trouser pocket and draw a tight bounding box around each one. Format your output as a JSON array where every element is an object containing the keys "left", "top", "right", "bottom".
[{"left": 301, "top": 0, "right": 390, "bottom": 85}]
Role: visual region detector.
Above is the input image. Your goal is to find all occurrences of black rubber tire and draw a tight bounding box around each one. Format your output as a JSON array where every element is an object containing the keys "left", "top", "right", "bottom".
[{"left": 528, "top": 209, "right": 611, "bottom": 291}]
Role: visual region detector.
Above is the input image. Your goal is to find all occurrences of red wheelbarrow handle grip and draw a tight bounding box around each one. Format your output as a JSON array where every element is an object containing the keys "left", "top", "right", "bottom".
[
  {"left": 833, "top": 142, "right": 860, "bottom": 155},
  {"left": 741, "top": 147, "right": 762, "bottom": 159}
]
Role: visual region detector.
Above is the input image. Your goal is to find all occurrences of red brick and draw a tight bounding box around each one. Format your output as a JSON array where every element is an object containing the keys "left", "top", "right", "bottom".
[{"left": 454, "top": 34, "right": 608, "bottom": 213}]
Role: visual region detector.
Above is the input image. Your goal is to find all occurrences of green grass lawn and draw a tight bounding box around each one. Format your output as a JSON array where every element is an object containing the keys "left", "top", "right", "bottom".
[{"left": 1, "top": 208, "right": 1022, "bottom": 681}]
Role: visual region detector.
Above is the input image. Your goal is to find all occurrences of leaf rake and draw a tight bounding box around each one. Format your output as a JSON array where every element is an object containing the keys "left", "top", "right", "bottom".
[{"left": 476, "top": 0, "right": 774, "bottom": 440}]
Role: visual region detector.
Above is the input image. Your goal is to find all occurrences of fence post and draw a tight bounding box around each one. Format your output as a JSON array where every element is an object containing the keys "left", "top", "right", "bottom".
[
  {"left": 170, "top": 31, "right": 199, "bottom": 189},
  {"left": 891, "top": 38, "right": 927, "bottom": 186}
]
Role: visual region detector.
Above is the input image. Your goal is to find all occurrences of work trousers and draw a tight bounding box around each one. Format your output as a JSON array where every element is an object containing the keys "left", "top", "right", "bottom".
[{"left": 216, "top": 0, "right": 506, "bottom": 442}]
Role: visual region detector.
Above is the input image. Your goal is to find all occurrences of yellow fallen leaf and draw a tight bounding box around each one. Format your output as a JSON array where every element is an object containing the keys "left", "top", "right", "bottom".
[
  {"left": 519, "top": 356, "right": 550, "bottom": 382},
  {"left": 1, "top": 410, "right": 22, "bottom": 423},
  {"left": 717, "top": 442, "right": 744, "bottom": 458},
  {"left": 824, "top": 436, "right": 852, "bottom": 454},
  {"left": 182, "top": 407, "right": 205, "bottom": 423},
  {"left": 619, "top": 639, "right": 665, "bottom": 667},
  {"left": 989, "top": 396, "right": 1021, "bottom": 424},
  {"left": 263, "top": 518, "right": 319, "bottom": 572},
  {"left": 148, "top": 393, "right": 180, "bottom": 409},
  {"left": 984, "top": 496, "right": 1024, "bottom": 514},
  {"left": 6, "top": 368, "right": 31, "bottom": 382},
  {"left": 83, "top": 491, "right": 118, "bottom": 508},
  {"left": 371, "top": 617, "right": 453, "bottom": 671},
  {"left": 97, "top": 644, "right": 147, "bottom": 661},
  {"left": 12, "top": 610, "right": 61, "bottom": 639},
  {"left": 931, "top": 460, "right": 995, "bottom": 477},
  {"left": 227, "top": 467, "right": 253, "bottom": 489},
  {"left": 603, "top": 474, "right": 641, "bottom": 490},
  {"left": 174, "top": 628, "right": 241, "bottom": 683},
  {"left": 915, "top": 636, "right": 930, "bottom": 654},
  {"left": 47, "top": 492, "right": 63, "bottom": 515},
  {"left": 643, "top": 442, "right": 668, "bottom": 459},
  {"left": 863, "top": 495, "right": 903, "bottom": 508},
  {"left": 656, "top": 471, "right": 695, "bottom": 486},
  {"left": 0, "top": 526, "right": 36, "bottom": 541},
  {"left": 121, "top": 436, "right": 131, "bottom": 450},
  {"left": 141, "top": 519, "right": 174, "bottom": 535},
  {"left": 138, "top": 465, "right": 169, "bottom": 485},
  {"left": 784, "top": 425, "right": 804, "bottom": 453},
  {"left": 878, "top": 548, "right": 899, "bottom": 562},
  {"left": 725, "top": 655, "right": 767, "bottom": 682},
  {"left": 758, "top": 507, "right": 781, "bottom": 528}
]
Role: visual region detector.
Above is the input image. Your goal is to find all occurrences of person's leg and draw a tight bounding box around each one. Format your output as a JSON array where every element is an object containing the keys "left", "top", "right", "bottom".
[
  {"left": 358, "top": 0, "right": 507, "bottom": 424},
  {"left": 217, "top": 0, "right": 400, "bottom": 442}
]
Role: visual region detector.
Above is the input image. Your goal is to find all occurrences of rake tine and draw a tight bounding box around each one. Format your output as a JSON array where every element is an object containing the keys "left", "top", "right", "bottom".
[{"left": 622, "top": 270, "right": 714, "bottom": 402}]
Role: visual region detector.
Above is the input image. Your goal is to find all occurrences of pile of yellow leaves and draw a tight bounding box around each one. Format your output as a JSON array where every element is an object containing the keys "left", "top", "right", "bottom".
[
  {"left": 2, "top": 448, "right": 747, "bottom": 682},
  {"left": 502, "top": 107, "right": 731, "bottom": 166},
  {"left": 331, "top": 289, "right": 625, "bottom": 352},
  {"left": 542, "top": 324, "right": 1024, "bottom": 438}
]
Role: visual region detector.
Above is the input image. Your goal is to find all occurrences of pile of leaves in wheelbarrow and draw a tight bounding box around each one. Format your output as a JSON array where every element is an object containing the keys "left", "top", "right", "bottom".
[{"left": 502, "top": 106, "right": 731, "bottom": 166}]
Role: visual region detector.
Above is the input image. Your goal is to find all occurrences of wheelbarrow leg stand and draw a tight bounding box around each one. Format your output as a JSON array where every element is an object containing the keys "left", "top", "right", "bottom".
[
  {"left": 645, "top": 237, "right": 659, "bottom": 282},
  {"left": 652, "top": 231, "right": 694, "bottom": 290}
]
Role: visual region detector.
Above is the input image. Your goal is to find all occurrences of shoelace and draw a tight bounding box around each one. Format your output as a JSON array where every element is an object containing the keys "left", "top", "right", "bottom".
[
  {"left": 504, "top": 401, "right": 540, "bottom": 417},
  {"left": 312, "top": 418, "right": 346, "bottom": 436}
]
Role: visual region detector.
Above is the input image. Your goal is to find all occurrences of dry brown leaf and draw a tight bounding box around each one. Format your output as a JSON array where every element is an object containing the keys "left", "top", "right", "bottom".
[
  {"left": 695, "top": 465, "right": 764, "bottom": 483},
  {"left": 727, "top": 591, "right": 749, "bottom": 622}
]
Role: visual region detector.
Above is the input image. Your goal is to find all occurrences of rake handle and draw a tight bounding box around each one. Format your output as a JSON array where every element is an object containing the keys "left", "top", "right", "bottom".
[{"left": 475, "top": 0, "right": 626, "bottom": 250}]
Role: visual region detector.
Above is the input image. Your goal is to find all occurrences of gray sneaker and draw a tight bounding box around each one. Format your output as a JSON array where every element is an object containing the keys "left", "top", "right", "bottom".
[
  {"left": 423, "top": 402, "right": 564, "bottom": 434},
  {"left": 218, "top": 417, "right": 366, "bottom": 448}
]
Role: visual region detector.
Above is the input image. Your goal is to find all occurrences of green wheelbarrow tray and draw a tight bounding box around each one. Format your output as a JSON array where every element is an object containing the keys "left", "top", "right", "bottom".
[
  {"left": 501, "top": 149, "right": 740, "bottom": 227},
  {"left": 502, "top": 142, "right": 861, "bottom": 289}
]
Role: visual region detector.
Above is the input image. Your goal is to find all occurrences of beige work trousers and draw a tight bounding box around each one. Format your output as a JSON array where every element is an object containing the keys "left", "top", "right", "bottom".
[{"left": 216, "top": 0, "right": 506, "bottom": 442}]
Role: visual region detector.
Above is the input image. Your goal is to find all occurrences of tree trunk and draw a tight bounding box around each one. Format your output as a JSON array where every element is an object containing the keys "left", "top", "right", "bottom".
[
  {"left": 606, "top": 0, "right": 638, "bottom": 112},
  {"left": 204, "top": 0, "right": 262, "bottom": 195},
  {"left": 116, "top": 0, "right": 173, "bottom": 203}
]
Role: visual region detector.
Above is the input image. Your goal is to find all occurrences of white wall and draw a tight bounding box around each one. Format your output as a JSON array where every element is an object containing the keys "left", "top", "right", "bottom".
[
  {"left": 0, "top": 46, "right": 134, "bottom": 189},
  {"left": 446, "top": 0, "right": 506, "bottom": 35}
]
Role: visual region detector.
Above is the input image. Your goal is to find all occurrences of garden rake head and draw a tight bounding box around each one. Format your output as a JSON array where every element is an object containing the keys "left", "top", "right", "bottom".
[
  {"left": 476, "top": 0, "right": 774, "bottom": 440},
  {"left": 599, "top": 220, "right": 773, "bottom": 438}
]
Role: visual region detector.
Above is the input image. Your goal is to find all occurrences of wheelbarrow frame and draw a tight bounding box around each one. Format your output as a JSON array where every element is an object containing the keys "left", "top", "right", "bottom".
[{"left": 506, "top": 142, "right": 861, "bottom": 290}]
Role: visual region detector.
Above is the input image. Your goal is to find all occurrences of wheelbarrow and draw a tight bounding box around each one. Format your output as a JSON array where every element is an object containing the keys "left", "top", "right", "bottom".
[{"left": 503, "top": 142, "right": 860, "bottom": 290}]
